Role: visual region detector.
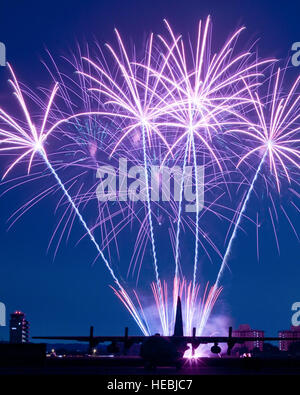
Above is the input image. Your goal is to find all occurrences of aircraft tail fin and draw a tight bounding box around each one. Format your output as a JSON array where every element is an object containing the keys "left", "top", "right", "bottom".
[{"left": 173, "top": 296, "right": 183, "bottom": 336}]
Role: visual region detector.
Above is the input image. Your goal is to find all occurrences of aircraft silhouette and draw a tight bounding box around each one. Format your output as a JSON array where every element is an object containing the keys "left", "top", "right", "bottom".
[{"left": 34, "top": 296, "right": 288, "bottom": 368}]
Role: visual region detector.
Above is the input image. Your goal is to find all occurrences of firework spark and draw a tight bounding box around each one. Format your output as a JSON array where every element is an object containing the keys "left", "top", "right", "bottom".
[
  {"left": 0, "top": 18, "right": 298, "bottom": 342},
  {"left": 215, "top": 68, "right": 300, "bottom": 288},
  {"left": 141, "top": 17, "right": 275, "bottom": 306},
  {"left": 77, "top": 30, "right": 181, "bottom": 318},
  {"left": 112, "top": 276, "right": 222, "bottom": 337},
  {"left": 0, "top": 64, "right": 153, "bottom": 334}
]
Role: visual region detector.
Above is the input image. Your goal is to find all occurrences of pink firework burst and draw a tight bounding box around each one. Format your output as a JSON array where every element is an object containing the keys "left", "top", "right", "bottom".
[{"left": 234, "top": 68, "right": 300, "bottom": 191}]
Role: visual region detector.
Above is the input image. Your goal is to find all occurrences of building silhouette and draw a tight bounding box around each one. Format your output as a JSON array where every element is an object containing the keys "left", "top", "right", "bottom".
[
  {"left": 232, "top": 324, "right": 264, "bottom": 353},
  {"left": 9, "top": 311, "right": 29, "bottom": 344},
  {"left": 278, "top": 326, "right": 300, "bottom": 351}
]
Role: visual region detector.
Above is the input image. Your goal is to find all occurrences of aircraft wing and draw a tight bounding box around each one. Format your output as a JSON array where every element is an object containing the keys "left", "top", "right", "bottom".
[
  {"left": 33, "top": 324, "right": 295, "bottom": 357},
  {"left": 173, "top": 336, "right": 285, "bottom": 343},
  {"left": 33, "top": 336, "right": 96, "bottom": 342},
  {"left": 33, "top": 325, "right": 290, "bottom": 349},
  {"left": 33, "top": 335, "right": 145, "bottom": 343},
  {"left": 33, "top": 335, "right": 285, "bottom": 343},
  {"left": 33, "top": 326, "right": 144, "bottom": 344}
]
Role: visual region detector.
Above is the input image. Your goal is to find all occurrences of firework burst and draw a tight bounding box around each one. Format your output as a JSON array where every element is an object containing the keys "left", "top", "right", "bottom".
[
  {"left": 112, "top": 276, "right": 222, "bottom": 337},
  {"left": 0, "top": 64, "right": 154, "bottom": 334},
  {"left": 0, "top": 17, "right": 298, "bottom": 342},
  {"left": 215, "top": 68, "right": 300, "bottom": 288}
]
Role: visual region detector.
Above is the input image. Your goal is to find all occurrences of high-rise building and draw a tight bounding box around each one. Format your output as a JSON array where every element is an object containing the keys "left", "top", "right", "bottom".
[
  {"left": 9, "top": 311, "right": 29, "bottom": 344},
  {"left": 278, "top": 326, "right": 300, "bottom": 351},
  {"left": 232, "top": 324, "right": 264, "bottom": 352}
]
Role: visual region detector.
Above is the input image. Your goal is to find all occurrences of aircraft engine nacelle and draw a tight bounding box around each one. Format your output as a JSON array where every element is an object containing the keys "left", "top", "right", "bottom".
[{"left": 211, "top": 344, "right": 221, "bottom": 354}]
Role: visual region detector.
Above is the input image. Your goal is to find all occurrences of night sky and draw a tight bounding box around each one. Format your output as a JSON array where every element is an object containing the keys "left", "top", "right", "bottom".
[{"left": 0, "top": 0, "right": 299, "bottom": 341}]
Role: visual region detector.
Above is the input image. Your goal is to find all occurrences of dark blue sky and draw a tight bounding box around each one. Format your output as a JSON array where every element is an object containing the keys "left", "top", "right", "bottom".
[{"left": 0, "top": 0, "right": 299, "bottom": 341}]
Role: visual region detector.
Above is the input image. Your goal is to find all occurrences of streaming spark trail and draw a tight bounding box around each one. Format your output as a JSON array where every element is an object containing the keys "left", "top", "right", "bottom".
[
  {"left": 214, "top": 150, "right": 267, "bottom": 289},
  {"left": 215, "top": 68, "right": 300, "bottom": 289},
  {"left": 191, "top": 134, "right": 200, "bottom": 295},
  {"left": 1, "top": 19, "right": 299, "bottom": 340},
  {"left": 113, "top": 277, "right": 222, "bottom": 336},
  {"left": 151, "top": 277, "right": 223, "bottom": 336},
  {"left": 174, "top": 133, "right": 191, "bottom": 281},
  {"left": 0, "top": 68, "right": 117, "bottom": 284},
  {"left": 111, "top": 285, "right": 150, "bottom": 336},
  {"left": 42, "top": 150, "right": 151, "bottom": 333},
  {"left": 40, "top": 149, "right": 122, "bottom": 287},
  {"left": 0, "top": 65, "right": 151, "bottom": 335},
  {"left": 151, "top": 16, "right": 274, "bottom": 300},
  {"left": 141, "top": 124, "right": 166, "bottom": 326},
  {"left": 77, "top": 30, "right": 180, "bottom": 316},
  {"left": 170, "top": 131, "right": 201, "bottom": 324}
]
